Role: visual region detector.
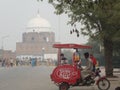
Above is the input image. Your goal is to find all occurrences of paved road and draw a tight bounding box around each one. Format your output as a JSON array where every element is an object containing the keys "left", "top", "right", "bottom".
[{"left": 0, "top": 66, "right": 119, "bottom": 90}]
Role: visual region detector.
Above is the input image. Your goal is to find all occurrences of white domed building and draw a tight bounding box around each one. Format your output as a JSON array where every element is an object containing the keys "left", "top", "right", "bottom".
[
  {"left": 16, "top": 14, "right": 58, "bottom": 63},
  {"left": 27, "top": 14, "right": 51, "bottom": 32}
]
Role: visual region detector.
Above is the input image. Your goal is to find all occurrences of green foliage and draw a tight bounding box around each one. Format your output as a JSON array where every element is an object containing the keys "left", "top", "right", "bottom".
[
  {"left": 48, "top": 0, "right": 120, "bottom": 41},
  {"left": 87, "top": 38, "right": 101, "bottom": 54}
]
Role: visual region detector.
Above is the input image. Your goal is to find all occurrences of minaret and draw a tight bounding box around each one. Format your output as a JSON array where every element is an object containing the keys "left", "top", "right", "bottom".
[{"left": 37, "top": 0, "right": 40, "bottom": 15}]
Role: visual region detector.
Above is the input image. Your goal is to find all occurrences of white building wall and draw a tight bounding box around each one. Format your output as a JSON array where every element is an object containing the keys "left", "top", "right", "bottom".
[{"left": 44, "top": 54, "right": 57, "bottom": 61}]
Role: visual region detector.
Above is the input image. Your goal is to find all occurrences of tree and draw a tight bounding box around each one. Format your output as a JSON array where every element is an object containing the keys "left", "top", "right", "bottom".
[
  {"left": 113, "top": 41, "right": 120, "bottom": 56},
  {"left": 87, "top": 38, "right": 101, "bottom": 54},
  {"left": 47, "top": 0, "right": 120, "bottom": 77}
]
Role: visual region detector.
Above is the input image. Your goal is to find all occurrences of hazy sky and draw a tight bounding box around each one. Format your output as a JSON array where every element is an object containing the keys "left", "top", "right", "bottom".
[{"left": 0, "top": 0, "right": 88, "bottom": 51}]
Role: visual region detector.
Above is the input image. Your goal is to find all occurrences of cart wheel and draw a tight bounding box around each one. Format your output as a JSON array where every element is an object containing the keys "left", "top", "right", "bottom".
[
  {"left": 59, "top": 82, "right": 69, "bottom": 90},
  {"left": 97, "top": 78, "right": 110, "bottom": 90}
]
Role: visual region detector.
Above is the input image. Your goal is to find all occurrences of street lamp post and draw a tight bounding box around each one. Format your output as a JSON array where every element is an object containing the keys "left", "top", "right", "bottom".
[
  {"left": 1, "top": 35, "right": 9, "bottom": 59},
  {"left": 1, "top": 35, "right": 9, "bottom": 50},
  {"left": 42, "top": 47, "right": 45, "bottom": 62}
]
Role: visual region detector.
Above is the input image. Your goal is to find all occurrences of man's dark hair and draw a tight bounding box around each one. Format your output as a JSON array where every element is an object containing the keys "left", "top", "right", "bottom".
[
  {"left": 60, "top": 53, "right": 64, "bottom": 56},
  {"left": 115, "top": 87, "right": 120, "bottom": 90},
  {"left": 84, "top": 52, "right": 89, "bottom": 57}
]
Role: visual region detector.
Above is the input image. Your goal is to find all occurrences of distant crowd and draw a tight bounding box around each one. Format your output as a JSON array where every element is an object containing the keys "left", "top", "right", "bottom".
[
  {"left": 0, "top": 58, "right": 15, "bottom": 67},
  {"left": 0, "top": 58, "right": 56, "bottom": 67}
]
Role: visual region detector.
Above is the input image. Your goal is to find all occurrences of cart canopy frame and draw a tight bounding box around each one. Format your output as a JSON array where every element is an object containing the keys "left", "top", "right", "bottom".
[
  {"left": 53, "top": 43, "right": 92, "bottom": 65},
  {"left": 53, "top": 44, "right": 92, "bottom": 49}
]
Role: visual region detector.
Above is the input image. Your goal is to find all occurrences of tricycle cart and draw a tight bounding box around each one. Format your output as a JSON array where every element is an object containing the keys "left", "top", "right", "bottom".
[{"left": 51, "top": 44, "right": 110, "bottom": 90}]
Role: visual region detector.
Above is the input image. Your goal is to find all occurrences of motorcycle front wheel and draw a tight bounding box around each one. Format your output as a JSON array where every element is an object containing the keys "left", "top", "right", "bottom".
[{"left": 97, "top": 78, "right": 110, "bottom": 90}]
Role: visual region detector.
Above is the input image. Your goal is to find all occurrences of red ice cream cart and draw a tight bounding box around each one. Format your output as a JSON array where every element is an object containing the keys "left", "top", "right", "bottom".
[{"left": 51, "top": 44, "right": 110, "bottom": 90}]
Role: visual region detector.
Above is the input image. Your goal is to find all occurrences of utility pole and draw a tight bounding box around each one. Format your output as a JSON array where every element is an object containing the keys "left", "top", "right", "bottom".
[
  {"left": 1, "top": 35, "right": 9, "bottom": 50},
  {"left": 1, "top": 35, "right": 9, "bottom": 59}
]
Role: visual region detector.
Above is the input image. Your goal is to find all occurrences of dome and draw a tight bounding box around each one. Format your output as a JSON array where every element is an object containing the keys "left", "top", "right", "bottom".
[{"left": 27, "top": 14, "right": 51, "bottom": 32}]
